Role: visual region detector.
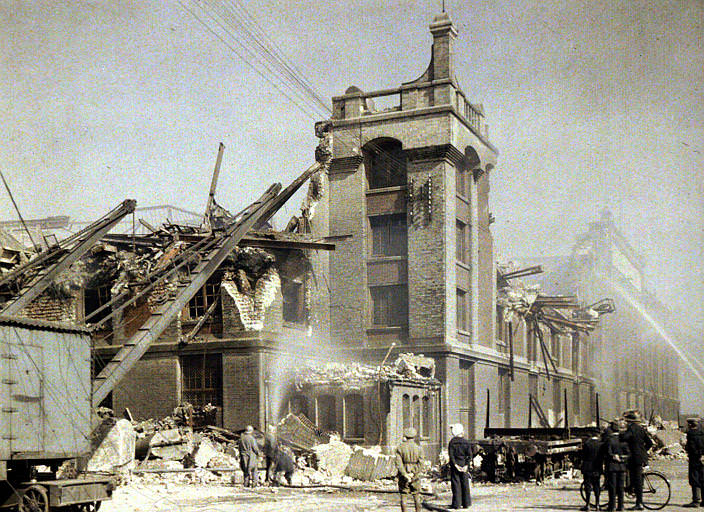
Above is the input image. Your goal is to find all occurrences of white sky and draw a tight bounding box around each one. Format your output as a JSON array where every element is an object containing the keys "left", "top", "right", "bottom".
[{"left": 2, "top": 0, "right": 703, "bottom": 401}]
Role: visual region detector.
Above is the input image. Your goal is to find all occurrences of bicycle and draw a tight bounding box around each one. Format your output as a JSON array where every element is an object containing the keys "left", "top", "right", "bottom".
[{"left": 579, "top": 468, "right": 671, "bottom": 510}]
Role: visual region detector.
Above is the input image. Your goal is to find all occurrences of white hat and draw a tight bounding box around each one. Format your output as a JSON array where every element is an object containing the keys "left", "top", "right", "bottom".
[{"left": 450, "top": 423, "right": 464, "bottom": 436}]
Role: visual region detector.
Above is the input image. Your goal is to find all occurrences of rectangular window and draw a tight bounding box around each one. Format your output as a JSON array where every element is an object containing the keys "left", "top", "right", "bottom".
[
  {"left": 85, "top": 285, "right": 112, "bottom": 325},
  {"left": 370, "top": 285, "right": 408, "bottom": 327},
  {"left": 344, "top": 394, "right": 364, "bottom": 439},
  {"left": 370, "top": 214, "right": 407, "bottom": 257},
  {"left": 456, "top": 168, "right": 466, "bottom": 197},
  {"left": 498, "top": 368, "right": 510, "bottom": 414},
  {"left": 455, "top": 220, "right": 467, "bottom": 262},
  {"left": 317, "top": 395, "right": 337, "bottom": 432},
  {"left": 456, "top": 288, "right": 467, "bottom": 331},
  {"left": 282, "top": 277, "right": 306, "bottom": 324},
  {"left": 181, "top": 353, "right": 223, "bottom": 407},
  {"left": 188, "top": 279, "right": 219, "bottom": 319},
  {"left": 551, "top": 333, "right": 561, "bottom": 367}
]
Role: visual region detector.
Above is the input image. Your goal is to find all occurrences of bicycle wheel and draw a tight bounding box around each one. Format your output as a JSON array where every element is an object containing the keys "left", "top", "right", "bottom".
[
  {"left": 641, "top": 471, "right": 671, "bottom": 510},
  {"left": 579, "top": 475, "right": 608, "bottom": 508}
]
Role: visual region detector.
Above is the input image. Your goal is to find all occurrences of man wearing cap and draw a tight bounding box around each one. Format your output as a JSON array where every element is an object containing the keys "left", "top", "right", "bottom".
[
  {"left": 684, "top": 417, "right": 704, "bottom": 507},
  {"left": 581, "top": 431, "right": 604, "bottom": 511},
  {"left": 395, "top": 427, "right": 424, "bottom": 512},
  {"left": 620, "top": 411, "right": 652, "bottom": 510},
  {"left": 238, "top": 425, "right": 261, "bottom": 487},
  {"left": 605, "top": 419, "right": 629, "bottom": 512},
  {"left": 448, "top": 423, "right": 473, "bottom": 509}
]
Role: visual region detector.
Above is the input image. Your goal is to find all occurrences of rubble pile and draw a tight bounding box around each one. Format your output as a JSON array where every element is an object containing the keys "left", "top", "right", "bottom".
[
  {"left": 295, "top": 353, "right": 439, "bottom": 389},
  {"left": 648, "top": 415, "right": 687, "bottom": 459}
]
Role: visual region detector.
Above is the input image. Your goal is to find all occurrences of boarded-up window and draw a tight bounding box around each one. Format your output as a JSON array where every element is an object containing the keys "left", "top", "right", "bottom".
[
  {"left": 370, "top": 214, "right": 407, "bottom": 257},
  {"left": 344, "top": 394, "right": 364, "bottom": 439},
  {"left": 181, "top": 353, "right": 222, "bottom": 406},
  {"left": 402, "top": 394, "right": 410, "bottom": 429},
  {"left": 282, "top": 278, "right": 306, "bottom": 324},
  {"left": 456, "top": 289, "right": 467, "bottom": 331},
  {"left": 365, "top": 139, "right": 406, "bottom": 189},
  {"left": 370, "top": 285, "right": 408, "bottom": 327},
  {"left": 317, "top": 395, "right": 337, "bottom": 432}
]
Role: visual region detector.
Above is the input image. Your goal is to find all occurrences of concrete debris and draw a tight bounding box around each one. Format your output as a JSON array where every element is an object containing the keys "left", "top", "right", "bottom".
[
  {"left": 87, "top": 418, "right": 137, "bottom": 473},
  {"left": 150, "top": 428, "right": 194, "bottom": 460},
  {"left": 312, "top": 435, "right": 353, "bottom": 477},
  {"left": 277, "top": 413, "right": 330, "bottom": 451},
  {"left": 394, "top": 353, "right": 435, "bottom": 379},
  {"left": 345, "top": 446, "right": 397, "bottom": 481}
]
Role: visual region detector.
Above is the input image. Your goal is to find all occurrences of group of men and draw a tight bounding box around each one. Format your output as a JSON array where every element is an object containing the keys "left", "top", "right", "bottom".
[
  {"left": 581, "top": 411, "right": 653, "bottom": 511},
  {"left": 395, "top": 423, "right": 473, "bottom": 511},
  {"left": 237, "top": 425, "right": 296, "bottom": 487}
]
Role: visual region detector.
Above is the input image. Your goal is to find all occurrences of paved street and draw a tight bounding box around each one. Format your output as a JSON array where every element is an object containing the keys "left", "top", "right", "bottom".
[{"left": 102, "top": 458, "right": 697, "bottom": 512}]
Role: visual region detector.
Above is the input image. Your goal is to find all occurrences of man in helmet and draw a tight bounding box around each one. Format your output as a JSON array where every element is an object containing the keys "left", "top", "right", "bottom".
[
  {"left": 395, "top": 427, "right": 424, "bottom": 512},
  {"left": 238, "top": 425, "right": 261, "bottom": 487}
]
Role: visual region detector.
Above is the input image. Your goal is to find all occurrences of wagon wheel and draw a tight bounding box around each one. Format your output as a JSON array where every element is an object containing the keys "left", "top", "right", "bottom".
[{"left": 18, "top": 484, "right": 49, "bottom": 512}]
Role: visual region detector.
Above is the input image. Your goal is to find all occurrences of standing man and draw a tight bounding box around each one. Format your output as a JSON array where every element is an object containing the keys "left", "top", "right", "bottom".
[
  {"left": 581, "top": 431, "right": 604, "bottom": 511},
  {"left": 621, "top": 411, "right": 653, "bottom": 510},
  {"left": 605, "top": 419, "right": 629, "bottom": 512},
  {"left": 238, "top": 425, "right": 261, "bottom": 487},
  {"left": 684, "top": 417, "right": 704, "bottom": 508},
  {"left": 448, "top": 423, "right": 472, "bottom": 509},
  {"left": 395, "top": 427, "right": 424, "bottom": 512},
  {"left": 263, "top": 425, "right": 279, "bottom": 484}
]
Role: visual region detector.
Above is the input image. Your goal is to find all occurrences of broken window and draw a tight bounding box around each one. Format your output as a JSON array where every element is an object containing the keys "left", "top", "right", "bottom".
[
  {"left": 317, "top": 394, "right": 337, "bottom": 432},
  {"left": 370, "top": 214, "right": 407, "bottom": 257},
  {"left": 282, "top": 277, "right": 306, "bottom": 324},
  {"left": 402, "top": 393, "right": 410, "bottom": 429},
  {"left": 84, "top": 285, "right": 111, "bottom": 325},
  {"left": 188, "top": 278, "right": 219, "bottom": 319},
  {"left": 422, "top": 396, "right": 431, "bottom": 438},
  {"left": 456, "top": 288, "right": 467, "bottom": 331},
  {"left": 456, "top": 220, "right": 467, "bottom": 262},
  {"left": 344, "top": 394, "right": 364, "bottom": 440},
  {"left": 365, "top": 138, "right": 406, "bottom": 189},
  {"left": 289, "top": 394, "right": 309, "bottom": 418},
  {"left": 370, "top": 285, "right": 408, "bottom": 327},
  {"left": 412, "top": 395, "right": 421, "bottom": 433},
  {"left": 181, "top": 353, "right": 223, "bottom": 407}
]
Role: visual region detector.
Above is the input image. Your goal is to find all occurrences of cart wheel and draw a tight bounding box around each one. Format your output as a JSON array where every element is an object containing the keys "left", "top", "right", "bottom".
[{"left": 18, "top": 484, "right": 49, "bottom": 512}]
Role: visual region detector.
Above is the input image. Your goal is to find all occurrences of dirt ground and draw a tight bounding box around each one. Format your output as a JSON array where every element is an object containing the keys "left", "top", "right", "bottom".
[{"left": 101, "top": 458, "right": 696, "bottom": 512}]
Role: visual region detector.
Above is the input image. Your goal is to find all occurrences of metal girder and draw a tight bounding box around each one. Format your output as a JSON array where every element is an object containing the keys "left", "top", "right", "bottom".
[
  {"left": 91, "top": 185, "right": 281, "bottom": 407},
  {"left": 1, "top": 200, "right": 136, "bottom": 316}
]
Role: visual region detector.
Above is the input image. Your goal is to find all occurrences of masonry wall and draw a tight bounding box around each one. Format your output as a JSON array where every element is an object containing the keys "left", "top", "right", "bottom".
[{"left": 112, "top": 354, "right": 180, "bottom": 421}]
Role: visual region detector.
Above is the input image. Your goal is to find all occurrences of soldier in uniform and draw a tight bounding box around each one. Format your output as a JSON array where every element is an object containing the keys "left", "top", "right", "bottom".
[
  {"left": 238, "top": 425, "right": 261, "bottom": 487},
  {"left": 448, "top": 423, "right": 473, "bottom": 509},
  {"left": 581, "top": 432, "right": 604, "bottom": 511},
  {"left": 684, "top": 417, "right": 704, "bottom": 508},
  {"left": 620, "top": 411, "right": 652, "bottom": 510},
  {"left": 395, "top": 427, "right": 424, "bottom": 512}
]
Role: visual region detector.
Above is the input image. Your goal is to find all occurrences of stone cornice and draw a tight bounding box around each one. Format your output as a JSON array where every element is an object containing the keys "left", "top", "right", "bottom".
[
  {"left": 405, "top": 144, "right": 465, "bottom": 165},
  {"left": 328, "top": 155, "right": 364, "bottom": 174}
]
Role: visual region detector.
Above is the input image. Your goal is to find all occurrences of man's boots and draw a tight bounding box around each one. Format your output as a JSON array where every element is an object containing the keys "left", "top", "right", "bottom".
[{"left": 684, "top": 486, "right": 701, "bottom": 507}]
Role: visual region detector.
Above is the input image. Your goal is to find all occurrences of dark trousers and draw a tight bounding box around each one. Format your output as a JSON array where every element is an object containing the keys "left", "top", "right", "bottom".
[
  {"left": 628, "top": 463, "right": 644, "bottom": 505},
  {"left": 450, "top": 468, "right": 471, "bottom": 508},
  {"left": 583, "top": 472, "right": 601, "bottom": 506},
  {"left": 607, "top": 471, "right": 625, "bottom": 511},
  {"left": 265, "top": 456, "right": 275, "bottom": 482}
]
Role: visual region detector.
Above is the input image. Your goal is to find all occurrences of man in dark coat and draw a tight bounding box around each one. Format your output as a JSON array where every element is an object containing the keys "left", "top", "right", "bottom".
[
  {"left": 263, "top": 425, "right": 279, "bottom": 484},
  {"left": 395, "top": 427, "right": 424, "bottom": 512},
  {"left": 272, "top": 446, "right": 296, "bottom": 486},
  {"left": 238, "top": 425, "right": 261, "bottom": 487},
  {"left": 684, "top": 417, "right": 704, "bottom": 508},
  {"left": 448, "top": 423, "right": 473, "bottom": 509},
  {"left": 605, "top": 421, "right": 630, "bottom": 512},
  {"left": 581, "top": 433, "right": 604, "bottom": 511},
  {"left": 620, "top": 411, "right": 653, "bottom": 510}
]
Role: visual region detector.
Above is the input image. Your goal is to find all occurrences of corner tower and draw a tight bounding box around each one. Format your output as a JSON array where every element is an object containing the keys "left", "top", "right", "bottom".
[{"left": 320, "top": 13, "right": 499, "bottom": 441}]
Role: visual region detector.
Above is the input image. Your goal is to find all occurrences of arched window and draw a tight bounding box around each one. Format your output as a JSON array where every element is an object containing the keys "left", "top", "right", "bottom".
[
  {"left": 412, "top": 395, "right": 421, "bottom": 433},
  {"left": 402, "top": 394, "right": 410, "bottom": 429},
  {"left": 422, "top": 396, "right": 431, "bottom": 438},
  {"left": 364, "top": 138, "right": 406, "bottom": 189},
  {"left": 317, "top": 395, "right": 337, "bottom": 432},
  {"left": 344, "top": 394, "right": 364, "bottom": 439}
]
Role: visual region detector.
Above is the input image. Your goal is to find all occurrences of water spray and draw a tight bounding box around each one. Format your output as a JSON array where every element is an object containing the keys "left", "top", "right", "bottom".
[
  {"left": 377, "top": 342, "right": 397, "bottom": 445},
  {"left": 598, "top": 273, "right": 704, "bottom": 388}
]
